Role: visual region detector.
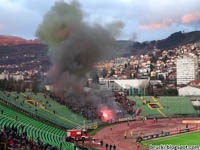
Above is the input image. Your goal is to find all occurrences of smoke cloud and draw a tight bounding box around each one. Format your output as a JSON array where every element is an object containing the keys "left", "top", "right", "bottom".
[
  {"left": 36, "top": 0, "right": 122, "bottom": 121},
  {"left": 105, "top": 20, "right": 124, "bottom": 38},
  {"left": 129, "top": 32, "right": 138, "bottom": 41},
  {"left": 36, "top": 0, "right": 83, "bottom": 49}
]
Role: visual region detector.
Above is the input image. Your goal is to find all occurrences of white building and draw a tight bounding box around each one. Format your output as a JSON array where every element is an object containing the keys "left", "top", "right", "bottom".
[
  {"left": 45, "top": 85, "right": 54, "bottom": 91},
  {"left": 190, "top": 97, "right": 200, "bottom": 113},
  {"left": 99, "top": 79, "right": 149, "bottom": 91},
  {"left": 11, "top": 74, "right": 24, "bottom": 81},
  {"left": 0, "top": 71, "right": 9, "bottom": 80},
  {"left": 176, "top": 56, "right": 198, "bottom": 85},
  {"left": 178, "top": 86, "right": 200, "bottom": 96}
]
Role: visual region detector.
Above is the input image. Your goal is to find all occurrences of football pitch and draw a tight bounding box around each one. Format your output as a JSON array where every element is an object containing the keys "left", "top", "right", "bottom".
[{"left": 142, "top": 131, "right": 200, "bottom": 146}]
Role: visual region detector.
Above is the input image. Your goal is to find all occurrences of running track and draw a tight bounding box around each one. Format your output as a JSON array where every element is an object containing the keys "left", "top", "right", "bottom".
[{"left": 91, "top": 118, "right": 198, "bottom": 150}]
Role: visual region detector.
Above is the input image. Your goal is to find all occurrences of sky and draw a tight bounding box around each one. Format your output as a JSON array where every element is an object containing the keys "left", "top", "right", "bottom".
[{"left": 0, "top": 0, "right": 200, "bottom": 42}]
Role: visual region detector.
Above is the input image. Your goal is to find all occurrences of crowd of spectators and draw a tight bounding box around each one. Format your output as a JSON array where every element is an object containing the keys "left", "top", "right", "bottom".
[
  {"left": 3, "top": 90, "right": 136, "bottom": 122},
  {"left": 48, "top": 92, "right": 99, "bottom": 121},
  {"left": 48, "top": 91, "right": 136, "bottom": 121},
  {"left": 114, "top": 92, "right": 136, "bottom": 115},
  {"left": 0, "top": 125, "right": 59, "bottom": 150}
]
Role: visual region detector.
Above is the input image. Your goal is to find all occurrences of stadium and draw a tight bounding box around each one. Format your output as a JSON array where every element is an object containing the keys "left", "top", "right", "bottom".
[
  {"left": 1, "top": 1, "right": 200, "bottom": 150},
  {"left": 0, "top": 89, "right": 200, "bottom": 150}
]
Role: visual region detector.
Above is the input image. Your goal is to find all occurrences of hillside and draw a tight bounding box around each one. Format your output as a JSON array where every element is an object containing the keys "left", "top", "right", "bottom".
[
  {"left": 156, "top": 31, "right": 200, "bottom": 49},
  {"left": 0, "top": 44, "right": 49, "bottom": 72},
  {"left": 0, "top": 31, "right": 200, "bottom": 72},
  {"left": 0, "top": 35, "right": 40, "bottom": 46},
  {"left": 116, "top": 31, "right": 200, "bottom": 56},
  {"left": 113, "top": 40, "right": 133, "bottom": 57}
]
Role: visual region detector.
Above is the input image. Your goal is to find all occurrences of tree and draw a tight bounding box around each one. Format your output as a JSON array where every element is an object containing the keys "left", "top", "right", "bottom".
[
  {"left": 32, "top": 80, "right": 41, "bottom": 93},
  {"left": 150, "top": 64, "right": 154, "bottom": 72},
  {"left": 110, "top": 68, "right": 115, "bottom": 77},
  {"left": 164, "top": 89, "right": 178, "bottom": 96},
  {"left": 101, "top": 68, "right": 107, "bottom": 78},
  {"left": 124, "top": 63, "right": 128, "bottom": 68},
  {"left": 90, "top": 71, "right": 99, "bottom": 84}
]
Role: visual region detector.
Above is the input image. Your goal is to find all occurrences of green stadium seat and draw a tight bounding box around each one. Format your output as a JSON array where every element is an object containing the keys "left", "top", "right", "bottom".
[
  {"left": 0, "top": 103, "right": 74, "bottom": 149},
  {"left": 0, "top": 91, "right": 89, "bottom": 129},
  {"left": 128, "top": 96, "right": 196, "bottom": 117}
]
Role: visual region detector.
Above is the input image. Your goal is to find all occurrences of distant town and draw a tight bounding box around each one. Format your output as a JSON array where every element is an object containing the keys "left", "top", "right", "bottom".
[
  {"left": 0, "top": 35, "right": 200, "bottom": 97},
  {"left": 95, "top": 42, "right": 200, "bottom": 96}
]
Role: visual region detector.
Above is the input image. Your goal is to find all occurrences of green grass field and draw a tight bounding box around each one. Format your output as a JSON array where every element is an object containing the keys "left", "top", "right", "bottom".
[{"left": 142, "top": 131, "right": 200, "bottom": 146}]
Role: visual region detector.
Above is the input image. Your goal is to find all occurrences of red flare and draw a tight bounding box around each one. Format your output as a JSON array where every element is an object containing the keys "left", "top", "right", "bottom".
[{"left": 99, "top": 106, "right": 114, "bottom": 122}]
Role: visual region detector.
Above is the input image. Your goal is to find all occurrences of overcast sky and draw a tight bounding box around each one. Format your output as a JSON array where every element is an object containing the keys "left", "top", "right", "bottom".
[{"left": 0, "top": 0, "right": 200, "bottom": 42}]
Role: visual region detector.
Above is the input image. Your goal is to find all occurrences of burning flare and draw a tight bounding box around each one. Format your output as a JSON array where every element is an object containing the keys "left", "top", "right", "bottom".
[{"left": 99, "top": 106, "right": 114, "bottom": 122}]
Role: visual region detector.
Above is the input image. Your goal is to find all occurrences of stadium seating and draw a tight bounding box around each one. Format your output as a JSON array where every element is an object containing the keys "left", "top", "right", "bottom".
[
  {"left": 128, "top": 96, "right": 196, "bottom": 117},
  {"left": 128, "top": 96, "right": 160, "bottom": 116},
  {"left": 0, "top": 91, "right": 89, "bottom": 129},
  {"left": 157, "top": 96, "right": 196, "bottom": 115},
  {"left": 0, "top": 103, "right": 74, "bottom": 149}
]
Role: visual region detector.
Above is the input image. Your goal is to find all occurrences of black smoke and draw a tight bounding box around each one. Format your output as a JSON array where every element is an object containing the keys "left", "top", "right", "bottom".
[{"left": 36, "top": 0, "right": 123, "bottom": 121}]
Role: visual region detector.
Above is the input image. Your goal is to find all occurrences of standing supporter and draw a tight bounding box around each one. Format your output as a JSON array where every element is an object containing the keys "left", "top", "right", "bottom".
[
  {"left": 136, "top": 142, "right": 140, "bottom": 150},
  {"left": 130, "top": 130, "right": 133, "bottom": 138},
  {"left": 110, "top": 144, "right": 112, "bottom": 150},
  {"left": 124, "top": 131, "right": 127, "bottom": 139},
  {"left": 113, "top": 144, "right": 116, "bottom": 150},
  {"left": 24, "top": 131, "right": 27, "bottom": 138},
  {"left": 106, "top": 143, "right": 109, "bottom": 150},
  {"left": 82, "top": 138, "right": 84, "bottom": 145},
  {"left": 156, "top": 117, "right": 158, "bottom": 123},
  {"left": 100, "top": 140, "right": 103, "bottom": 147},
  {"left": 8, "top": 138, "right": 14, "bottom": 147},
  {"left": 76, "top": 136, "right": 79, "bottom": 145},
  {"left": 21, "top": 124, "right": 24, "bottom": 132},
  {"left": 37, "top": 137, "right": 40, "bottom": 145},
  {"left": 33, "top": 143, "right": 36, "bottom": 150}
]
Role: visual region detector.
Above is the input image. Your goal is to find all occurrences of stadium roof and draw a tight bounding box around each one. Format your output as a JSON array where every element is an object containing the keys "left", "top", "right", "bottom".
[{"left": 114, "top": 79, "right": 149, "bottom": 89}]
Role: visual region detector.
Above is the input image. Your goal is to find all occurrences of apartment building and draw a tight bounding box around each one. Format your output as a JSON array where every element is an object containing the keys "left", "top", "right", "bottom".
[{"left": 176, "top": 56, "right": 198, "bottom": 85}]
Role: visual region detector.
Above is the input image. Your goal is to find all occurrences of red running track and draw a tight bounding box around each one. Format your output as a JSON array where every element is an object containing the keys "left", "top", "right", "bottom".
[{"left": 92, "top": 118, "right": 199, "bottom": 150}]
